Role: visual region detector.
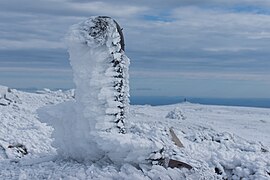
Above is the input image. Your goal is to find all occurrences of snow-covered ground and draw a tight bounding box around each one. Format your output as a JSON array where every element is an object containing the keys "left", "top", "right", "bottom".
[{"left": 0, "top": 86, "right": 269, "bottom": 179}]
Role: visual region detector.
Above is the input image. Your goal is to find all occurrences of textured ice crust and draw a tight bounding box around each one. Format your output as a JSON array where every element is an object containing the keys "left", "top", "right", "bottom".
[
  {"left": 39, "top": 16, "right": 158, "bottom": 163},
  {"left": 67, "top": 16, "right": 130, "bottom": 133},
  {"left": 1, "top": 88, "right": 270, "bottom": 179}
]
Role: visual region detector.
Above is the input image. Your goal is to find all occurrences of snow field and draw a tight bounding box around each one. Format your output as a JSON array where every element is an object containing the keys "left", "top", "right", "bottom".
[{"left": 0, "top": 89, "right": 269, "bottom": 179}]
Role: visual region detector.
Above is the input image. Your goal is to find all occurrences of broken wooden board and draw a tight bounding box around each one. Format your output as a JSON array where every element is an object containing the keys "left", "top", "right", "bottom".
[
  {"left": 168, "top": 159, "right": 193, "bottom": 170},
  {"left": 169, "top": 127, "right": 184, "bottom": 148},
  {"left": 148, "top": 128, "right": 192, "bottom": 170},
  {"left": 166, "top": 128, "right": 192, "bottom": 169}
]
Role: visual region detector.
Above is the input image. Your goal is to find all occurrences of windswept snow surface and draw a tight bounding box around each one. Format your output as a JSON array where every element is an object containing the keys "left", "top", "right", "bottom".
[{"left": 0, "top": 88, "right": 270, "bottom": 179}]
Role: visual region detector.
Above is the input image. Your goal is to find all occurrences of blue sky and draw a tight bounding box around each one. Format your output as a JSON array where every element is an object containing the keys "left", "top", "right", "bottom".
[{"left": 0, "top": 0, "right": 270, "bottom": 98}]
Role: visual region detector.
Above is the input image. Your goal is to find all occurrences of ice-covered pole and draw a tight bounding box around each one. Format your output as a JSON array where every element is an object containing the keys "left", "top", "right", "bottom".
[
  {"left": 66, "top": 16, "right": 130, "bottom": 134},
  {"left": 39, "top": 16, "right": 159, "bottom": 163}
]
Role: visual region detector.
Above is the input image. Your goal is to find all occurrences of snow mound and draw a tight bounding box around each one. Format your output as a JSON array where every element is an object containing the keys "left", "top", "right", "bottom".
[{"left": 166, "top": 107, "right": 186, "bottom": 120}]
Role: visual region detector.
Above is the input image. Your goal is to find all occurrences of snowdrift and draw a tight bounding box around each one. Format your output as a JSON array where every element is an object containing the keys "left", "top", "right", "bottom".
[{"left": 0, "top": 88, "right": 269, "bottom": 179}]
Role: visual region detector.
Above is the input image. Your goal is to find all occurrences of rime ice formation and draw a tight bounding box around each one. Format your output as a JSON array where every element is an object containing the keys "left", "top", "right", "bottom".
[
  {"left": 38, "top": 16, "right": 159, "bottom": 163},
  {"left": 67, "top": 16, "right": 130, "bottom": 133}
]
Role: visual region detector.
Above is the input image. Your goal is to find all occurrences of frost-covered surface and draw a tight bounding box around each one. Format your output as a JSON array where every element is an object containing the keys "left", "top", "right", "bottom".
[
  {"left": 0, "top": 88, "right": 73, "bottom": 160},
  {"left": 166, "top": 107, "right": 186, "bottom": 120},
  {"left": 0, "top": 85, "right": 20, "bottom": 106},
  {"left": 0, "top": 89, "right": 270, "bottom": 179},
  {"left": 66, "top": 16, "right": 129, "bottom": 133},
  {"left": 38, "top": 16, "right": 150, "bottom": 163}
]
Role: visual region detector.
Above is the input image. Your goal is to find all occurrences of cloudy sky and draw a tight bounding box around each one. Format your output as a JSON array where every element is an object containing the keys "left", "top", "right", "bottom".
[{"left": 0, "top": 0, "right": 270, "bottom": 98}]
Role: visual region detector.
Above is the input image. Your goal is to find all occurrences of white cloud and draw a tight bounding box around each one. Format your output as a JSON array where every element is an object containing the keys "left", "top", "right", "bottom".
[
  {"left": 130, "top": 70, "right": 270, "bottom": 82},
  {"left": 67, "top": 1, "right": 148, "bottom": 17},
  {"left": 247, "top": 32, "right": 270, "bottom": 39},
  {"left": 0, "top": 67, "right": 71, "bottom": 73},
  {"left": 1, "top": 0, "right": 270, "bottom": 97},
  {"left": 0, "top": 39, "right": 65, "bottom": 50},
  {"left": 203, "top": 47, "right": 257, "bottom": 52}
]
